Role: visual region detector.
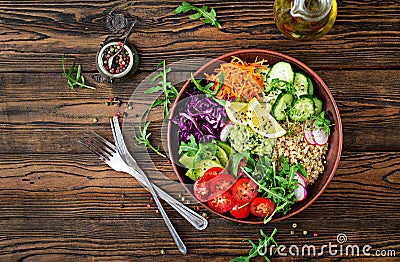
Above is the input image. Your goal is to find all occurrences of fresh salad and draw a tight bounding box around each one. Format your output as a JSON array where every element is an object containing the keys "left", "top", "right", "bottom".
[{"left": 173, "top": 57, "right": 332, "bottom": 222}]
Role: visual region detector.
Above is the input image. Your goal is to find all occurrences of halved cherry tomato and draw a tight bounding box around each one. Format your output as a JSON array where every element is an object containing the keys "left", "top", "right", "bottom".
[
  {"left": 230, "top": 202, "right": 250, "bottom": 219},
  {"left": 209, "top": 174, "right": 236, "bottom": 196},
  {"left": 208, "top": 191, "right": 235, "bottom": 213},
  {"left": 250, "top": 197, "right": 275, "bottom": 218},
  {"left": 231, "top": 178, "right": 258, "bottom": 204},
  {"left": 193, "top": 167, "right": 225, "bottom": 202}
]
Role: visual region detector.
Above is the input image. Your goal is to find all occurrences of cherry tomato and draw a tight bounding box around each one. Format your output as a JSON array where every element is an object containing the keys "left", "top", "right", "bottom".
[
  {"left": 208, "top": 191, "right": 235, "bottom": 213},
  {"left": 193, "top": 167, "right": 225, "bottom": 202},
  {"left": 230, "top": 202, "right": 251, "bottom": 219},
  {"left": 209, "top": 174, "right": 236, "bottom": 196},
  {"left": 231, "top": 178, "right": 258, "bottom": 204},
  {"left": 250, "top": 197, "right": 275, "bottom": 218}
]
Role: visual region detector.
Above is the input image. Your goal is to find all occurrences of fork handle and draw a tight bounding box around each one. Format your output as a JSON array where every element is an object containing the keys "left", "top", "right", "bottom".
[
  {"left": 134, "top": 166, "right": 187, "bottom": 254},
  {"left": 125, "top": 167, "right": 208, "bottom": 231}
]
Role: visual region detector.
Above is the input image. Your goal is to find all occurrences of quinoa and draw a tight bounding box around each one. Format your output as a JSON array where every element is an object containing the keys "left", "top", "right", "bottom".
[{"left": 272, "top": 123, "right": 328, "bottom": 184}]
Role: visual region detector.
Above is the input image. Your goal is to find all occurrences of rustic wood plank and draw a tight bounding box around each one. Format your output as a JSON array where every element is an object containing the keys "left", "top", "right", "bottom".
[
  {"left": 0, "top": 0, "right": 399, "bottom": 72},
  {"left": 0, "top": 152, "right": 398, "bottom": 261},
  {"left": 1, "top": 69, "right": 399, "bottom": 153}
]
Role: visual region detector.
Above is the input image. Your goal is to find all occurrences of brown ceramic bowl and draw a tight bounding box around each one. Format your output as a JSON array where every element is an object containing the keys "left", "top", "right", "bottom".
[{"left": 168, "top": 49, "right": 342, "bottom": 224}]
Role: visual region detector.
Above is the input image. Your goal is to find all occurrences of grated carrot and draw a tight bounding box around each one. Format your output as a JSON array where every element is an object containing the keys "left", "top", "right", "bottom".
[{"left": 205, "top": 57, "right": 269, "bottom": 102}]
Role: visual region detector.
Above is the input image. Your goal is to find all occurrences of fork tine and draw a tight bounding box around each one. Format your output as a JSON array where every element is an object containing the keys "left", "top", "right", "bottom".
[
  {"left": 82, "top": 132, "right": 115, "bottom": 156},
  {"left": 78, "top": 139, "right": 109, "bottom": 162},
  {"left": 112, "top": 116, "right": 127, "bottom": 151},
  {"left": 87, "top": 130, "right": 115, "bottom": 150}
]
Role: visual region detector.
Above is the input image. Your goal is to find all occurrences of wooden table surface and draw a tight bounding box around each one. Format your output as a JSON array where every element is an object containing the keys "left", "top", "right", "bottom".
[{"left": 1, "top": 0, "right": 399, "bottom": 261}]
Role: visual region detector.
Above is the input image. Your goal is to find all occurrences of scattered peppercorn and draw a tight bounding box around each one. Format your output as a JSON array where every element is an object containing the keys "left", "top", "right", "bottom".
[
  {"left": 128, "top": 105, "right": 133, "bottom": 110},
  {"left": 303, "top": 230, "right": 308, "bottom": 236},
  {"left": 115, "top": 111, "right": 121, "bottom": 116},
  {"left": 290, "top": 230, "right": 295, "bottom": 235},
  {"left": 160, "top": 249, "right": 165, "bottom": 255},
  {"left": 202, "top": 212, "right": 207, "bottom": 218},
  {"left": 93, "top": 117, "right": 98, "bottom": 123},
  {"left": 146, "top": 203, "right": 151, "bottom": 208},
  {"left": 313, "top": 233, "right": 319, "bottom": 237},
  {"left": 292, "top": 223, "right": 297, "bottom": 228},
  {"left": 196, "top": 206, "right": 201, "bottom": 211}
]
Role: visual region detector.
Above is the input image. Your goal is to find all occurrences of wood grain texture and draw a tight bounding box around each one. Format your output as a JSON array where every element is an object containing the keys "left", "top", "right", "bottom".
[
  {"left": 0, "top": 0, "right": 399, "bottom": 72},
  {"left": 0, "top": 152, "right": 399, "bottom": 261},
  {"left": 0, "top": 0, "right": 399, "bottom": 261},
  {"left": 0, "top": 69, "right": 399, "bottom": 153}
]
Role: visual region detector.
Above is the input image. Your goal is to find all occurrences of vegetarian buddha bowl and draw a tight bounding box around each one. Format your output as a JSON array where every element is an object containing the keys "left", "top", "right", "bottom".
[{"left": 168, "top": 49, "right": 342, "bottom": 224}]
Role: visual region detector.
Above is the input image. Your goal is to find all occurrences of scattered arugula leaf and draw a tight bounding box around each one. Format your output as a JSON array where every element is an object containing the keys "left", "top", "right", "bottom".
[
  {"left": 145, "top": 60, "right": 178, "bottom": 122},
  {"left": 61, "top": 53, "right": 96, "bottom": 90},
  {"left": 230, "top": 228, "right": 278, "bottom": 262},
  {"left": 174, "top": 1, "right": 221, "bottom": 29},
  {"left": 134, "top": 112, "right": 166, "bottom": 158}
]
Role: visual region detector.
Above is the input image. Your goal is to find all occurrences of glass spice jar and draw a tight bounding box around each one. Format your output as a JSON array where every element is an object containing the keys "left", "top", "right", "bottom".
[{"left": 96, "top": 41, "right": 138, "bottom": 81}]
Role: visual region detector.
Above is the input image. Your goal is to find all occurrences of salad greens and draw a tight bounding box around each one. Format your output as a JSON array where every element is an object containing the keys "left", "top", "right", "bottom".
[
  {"left": 145, "top": 60, "right": 178, "bottom": 122},
  {"left": 172, "top": 59, "right": 332, "bottom": 221},
  {"left": 134, "top": 112, "right": 166, "bottom": 158},
  {"left": 174, "top": 1, "right": 221, "bottom": 29},
  {"left": 244, "top": 157, "right": 307, "bottom": 223},
  {"left": 230, "top": 228, "right": 278, "bottom": 262},
  {"left": 61, "top": 53, "right": 96, "bottom": 90}
]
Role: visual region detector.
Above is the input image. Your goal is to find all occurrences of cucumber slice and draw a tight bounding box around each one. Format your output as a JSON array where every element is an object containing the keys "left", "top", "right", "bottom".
[
  {"left": 307, "top": 77, "right": 314, "bottom": 95},
  {"left": 272, "top": 93, "right": 294, "bottom": 121},
  {"left": 289, "top": 96, "right": 315, "bottom": 121},
  {"left": 266, "top": 62, "right": 294, "bottom": 85},
  {"left": 313, "top": 97, "right": 323, "bottom": 116},
  {"left": 293, "top": 73, "right": 309, "bottom": 97}
]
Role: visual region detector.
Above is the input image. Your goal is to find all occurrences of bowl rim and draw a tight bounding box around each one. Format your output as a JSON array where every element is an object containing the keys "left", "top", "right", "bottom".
[{"left": 167, "top": 49, "right": 343, "bottom": 224}]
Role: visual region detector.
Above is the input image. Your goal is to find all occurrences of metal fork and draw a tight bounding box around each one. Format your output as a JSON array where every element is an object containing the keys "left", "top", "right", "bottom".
[
  {"left": 109, "top": 125, "right": 187, "bottom": 255},
  {"left": 109, "top": 116, "right": 208, "bottom": 231},
  {"left": 85, "top": 127, "right": 207, "bottom": 231},
  {"left": 79, "top": 132, "right": 187, "bottom": 254}
]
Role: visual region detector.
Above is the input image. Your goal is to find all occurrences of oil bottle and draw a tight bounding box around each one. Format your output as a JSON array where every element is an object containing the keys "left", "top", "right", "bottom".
[{"left": 274, "top": 0, "right": 337, "bottom": 41}]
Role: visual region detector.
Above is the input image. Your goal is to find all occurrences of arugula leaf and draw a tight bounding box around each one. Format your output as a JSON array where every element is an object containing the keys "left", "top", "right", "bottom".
[
  {"left": 174, "top": 1, "right": 221, "bottom": 29},
  {"left": 134, "top": 112, "right": 166, "bottom": 158},
  {"left": 62, "top": 53, "right": 96, "bottom": 90},
  {"left": 178, "top": 134, "right": 199, "bottom": 156},
  {"left": 314, "top": 111, "right": 332, "bottom": 135},
  {"left": 230, "top": 228, "right": 278, "bottom": 262},
  {"left": 145, "top": 60, "right": 178, "bottom": 122},
  {"left": 244, "top": 156, "right": 306, "bottom": 223},
  {"left": 190, "top": 74, "right": 219, "bottom": 95}
]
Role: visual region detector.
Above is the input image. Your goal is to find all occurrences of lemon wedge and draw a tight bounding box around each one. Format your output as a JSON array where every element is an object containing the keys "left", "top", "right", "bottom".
[
  {"left": 247, "top": 98, "right": 286, "bottom": 138},
  {"left": 224, "top": 101, "right": 248, "bottom": 126}
]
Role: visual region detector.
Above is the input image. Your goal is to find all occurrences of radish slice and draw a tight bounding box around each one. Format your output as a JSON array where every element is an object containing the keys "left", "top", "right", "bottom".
[
  {"left": 295, "top": 172, "right": 307, "bottom": 188},
  {"left": 294, "top": 185, "right": 307, "bottom": 202},
  {"left": 312, "top": 127, "right": 329, "bottom": 146},
  {"left": 220, "top": 123, "right": 234, "bottom": 142},
  {"left": 303, "top": 120, "right": 316, "bottom": 145}
]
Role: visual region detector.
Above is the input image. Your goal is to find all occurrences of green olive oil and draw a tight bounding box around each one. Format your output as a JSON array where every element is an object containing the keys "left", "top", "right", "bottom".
[{"left": 274, "top": 0, "right": 337, "bottom": 41}]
